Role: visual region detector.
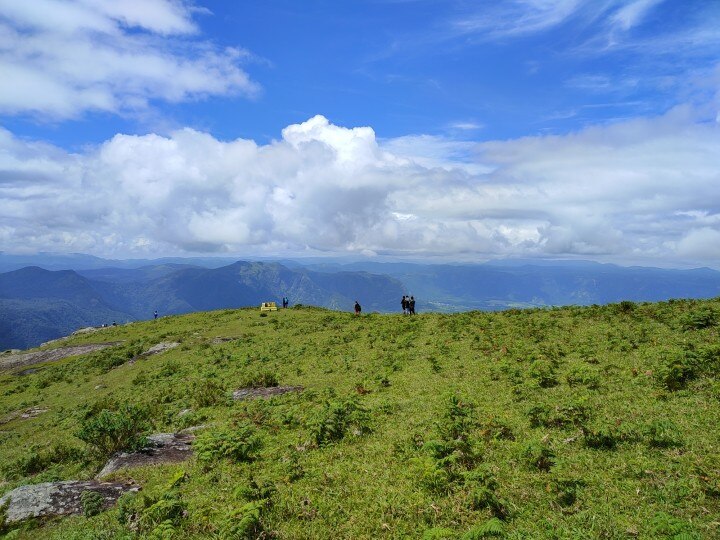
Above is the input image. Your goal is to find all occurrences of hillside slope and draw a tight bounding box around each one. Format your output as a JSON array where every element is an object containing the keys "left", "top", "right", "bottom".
[{"left": 0, "top": 300, "right": 718, "bottom": 538}]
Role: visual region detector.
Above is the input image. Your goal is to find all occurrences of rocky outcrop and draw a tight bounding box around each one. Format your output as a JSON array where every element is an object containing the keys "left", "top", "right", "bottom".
[
  {"left": 0, "top": 407, "right": 49, "bottom": 426},
  {"left": 96, "top": 432, "right": 194, "bottom": 479},
  {"left": 232, "top": 385, "right": 303, "bottom": 401},
  {"left": 0, "top": 480, "right": 139, "bottom": 523},
  {"left": 143, "top": 342, "right": 179, "bottom": 356},
  {"left": 0, "top": 342, "right": 122, "bottom": 372}
]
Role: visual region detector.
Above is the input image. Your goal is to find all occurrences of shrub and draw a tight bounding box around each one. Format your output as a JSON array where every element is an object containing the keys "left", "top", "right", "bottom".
[
  {"left": 75, "top": 403, "right": 150, "bottom": 458},
  {"left": 646, "top": 419, "right": 683, "bottom": 449},
  {"left": 308, "top": 398, "right": 370, "bottom": 446},
  {"left": 221, "top": 501, "right": 265, "bottom": 539},
  {"left": 657, "top": 354, "right": 695, "bottom": 391},
  {"left": 412, "top": 455, "right": 453, "bottom": 494},
  {"left": 81, "top": 490, "right": 105, "bottom": 517},
  {"left": 467, "top": 486, "right": 508, "bottom": 519},
  {"left": 680, "top": 306, "right": 717, "bottom": 330},
  {"left": 190, "top": 377, "right": 226, "bottom": 408},
  {"left": 582, "top": 423, "right": 621, "bottom": 450},
  {"left": 520, "top": 439, "right": 555, "bottom": 471},
  {"left": 565, "top": 365, "right": 600, "bottom": 389},
  {"left": 529, "top": 359, "right": 559, "bottom": 388},
  {"left": 193, "top": 424, "right": 262, "bottom": 463},
  {"left": 551, "top": 477, "right": 584, "bottom": 507},
  {"left": 616, "top": 301, "right": 635, "bottom": 314},
  {"left": 239, "top": 369, "right": 279, "bottom": 389},
  {"left": 461, "top": 518, "right": 505, "bottom": 539},
  {"left": 2, "top": 443, "right": 84, "bottom": 479},
  {"left": 649, "top": 512, "right": 701, "bottom": 539},
  {"left": 137, "top": 493, "right": 185, "bottom": 532}
]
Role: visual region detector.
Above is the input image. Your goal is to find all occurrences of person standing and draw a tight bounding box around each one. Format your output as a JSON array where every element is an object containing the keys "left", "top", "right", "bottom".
[
  {"left": 401, "top": 295, "right": 407, "bottom": 314},
  {"left": 354, "top": 301, "right": 362, "bottom": 315},
  {"left": 409, "top": 296, "right": 416, "bottom": 315},
  {"left": 154, "top": 310, "right": 158, "bottom": 319}
]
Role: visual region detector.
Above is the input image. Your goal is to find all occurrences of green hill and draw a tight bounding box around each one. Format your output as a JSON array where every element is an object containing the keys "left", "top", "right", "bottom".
[{"left": 1, "top": 300, "right": 718, "bottom": 538}]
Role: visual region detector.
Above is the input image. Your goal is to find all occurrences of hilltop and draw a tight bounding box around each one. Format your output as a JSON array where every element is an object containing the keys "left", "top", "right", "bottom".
[{"left": 0, "top": 300, "right": 719, "bottom": 538}]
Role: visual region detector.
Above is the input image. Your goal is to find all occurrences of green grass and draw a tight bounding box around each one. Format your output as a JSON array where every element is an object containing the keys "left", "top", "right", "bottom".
[{"left": 1, "top": 300, "right": 719, "bottom": 538}]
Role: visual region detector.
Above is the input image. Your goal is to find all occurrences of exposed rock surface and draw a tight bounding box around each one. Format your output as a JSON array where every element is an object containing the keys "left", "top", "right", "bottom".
[
  {"left": 0, "top": 480, "right": 139, "bottom": 523},
  {"left": 0, "top": 407, "right": 49, "bottom": 425},
  {"left": 0, "top": 342, "right": 122, "bottom": 372},
  {"left": 97, "top": 432, "right": 194, "bottom": 479},
  {"left": 233, "top": 385, "right": 303, "bottom": 401},
  {"left": 143, "top": 342, "right": 180, "bottom": 356},
  {"left": 72, "top": 327, "right": 98, "bottom": 336}
]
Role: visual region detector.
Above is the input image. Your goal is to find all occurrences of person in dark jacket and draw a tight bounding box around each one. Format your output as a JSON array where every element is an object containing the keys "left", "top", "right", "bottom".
[
  {"left": 354, "top": 301, "right": 362, "bottom": 315},
  {"left": 409, "top": 296, "right": 416, "bottom": 315}
]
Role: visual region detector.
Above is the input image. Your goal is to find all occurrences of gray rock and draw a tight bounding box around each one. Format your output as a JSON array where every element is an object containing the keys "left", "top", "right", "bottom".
[
  {"left": 97, "top": 432, "right": 194, "bottom": 479},
  {"left": 0, "top": 480, "right": 139, "bottom": 523},
  {"left": 232, "top": 385, "right": 303, "bottom": 401},
  {"left": 143, "top": 342, "right": 180, "bottom": 356},
  {"left": 1, "top": 342, "right": 123, "bottom": 372}
]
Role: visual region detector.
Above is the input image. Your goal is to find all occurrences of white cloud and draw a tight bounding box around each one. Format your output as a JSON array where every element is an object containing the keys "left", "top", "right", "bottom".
[
  {"left": 0, "top": 0, "right": 258, "bottom": 119},
  {"left": 455, "top": 0, "right": 584, "bottom": 38},
  {"left": 0, "top": 112, "right": 719, "bottom": 265},
  {"left": 611, "top": 0, "right": 664, "bottom": 32}
]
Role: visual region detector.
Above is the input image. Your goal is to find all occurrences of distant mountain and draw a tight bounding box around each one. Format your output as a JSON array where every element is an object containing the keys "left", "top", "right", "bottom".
[
  {"left": 3, "top": 256, "right": 720, "bottom": 350},
  {"left": 302, "top": 260, "right": 720, "bottom": 311},
  {"left": 0, "top": 267, "right": 130, "bottom": 349},
  {"left": 0, "top": 262, "right": 405, "bottom": 349}
]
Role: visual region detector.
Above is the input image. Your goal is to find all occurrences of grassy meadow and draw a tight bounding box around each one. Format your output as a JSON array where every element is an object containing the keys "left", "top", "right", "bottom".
[{"left": 0, "top": 299, "right": 719, "bottom": 539}]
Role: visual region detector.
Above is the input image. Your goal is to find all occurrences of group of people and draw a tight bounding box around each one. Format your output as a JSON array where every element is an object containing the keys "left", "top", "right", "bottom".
[{"left": 401, "top": 295, "right": 416, "bottom": 315}]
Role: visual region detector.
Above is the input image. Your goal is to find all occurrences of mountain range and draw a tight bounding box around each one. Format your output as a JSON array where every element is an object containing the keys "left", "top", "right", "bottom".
[{"left": 2, "top": 254, "right": 720, "bottom": 350}]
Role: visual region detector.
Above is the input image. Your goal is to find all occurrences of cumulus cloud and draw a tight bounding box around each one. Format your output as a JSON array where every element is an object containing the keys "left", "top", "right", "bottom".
[
  {"left": 0, "top": 112, "right": 719, "bottom": 264},
  {"left": 0, "top": 0, "right": 258, "bottom": 119}
]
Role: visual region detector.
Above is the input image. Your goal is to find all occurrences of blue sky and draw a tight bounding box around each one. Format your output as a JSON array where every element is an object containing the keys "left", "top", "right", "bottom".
[{"left": 1, "top": 0, "right": 719, "bottom": 266}]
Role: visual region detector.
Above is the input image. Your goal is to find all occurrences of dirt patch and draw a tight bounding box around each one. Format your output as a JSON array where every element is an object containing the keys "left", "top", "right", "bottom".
[
  {"left": 233, "top": 385, "right": 304, "bottom": 401},
  {"left": 0, "top": 480, "right": 139, "bottom": 523},
  {"left": 96, "top": 432, "right": 195, "bottom": 479},
  {"left": 0, "top": 342, "right": 123, "bottom": 372}
]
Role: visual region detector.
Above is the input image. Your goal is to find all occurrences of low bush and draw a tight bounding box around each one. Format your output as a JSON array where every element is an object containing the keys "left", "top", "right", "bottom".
[
  {"left": 239, "top": 369, "right": 279, "bottom": 389},
  {"left": 657, "top": 354, "right": 695, "bottom": 391},
  {"left": 461, "top": 518, "right": 505, "bottom": 538},
  {"left": 220, "top": 501, "right": 265, "bottom": 539},
  {"left": 308, "top": 398, "right": 370, "bottom": 446},
  {"left": 582, "top": 423, "right": 621, "bottom": 450},
  {"left": 80, "top": 490, "right": 104, "bottom": 517},
  {"left": 551, "top": 477, "right": 584, "bottom": 507},
  {"left": 646, "top": 419, "right": 683, "bottom": 449},
  {"left": 1, "top": 443, "right": 84, "bottom": 479},
  {"left": 190, "top": 377, "right": 226, "bottom": 408},
  {"left": 680, "top": 306, "right": 717, "bottom": 330},
  {"left": 75, "top": 403, "right": 150, "bottom": 458},
  {"left": 193, "top": 424, "right": 262, "bottom": 463},
  {"left": 520, "top": 439, "right": 555, "bottom": 471}
]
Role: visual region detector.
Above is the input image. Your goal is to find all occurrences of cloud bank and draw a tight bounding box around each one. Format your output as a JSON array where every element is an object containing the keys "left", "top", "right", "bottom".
[
  {"left": 0, "top": 0, "right": 258, "bottom": 119},
  {"left": 1, "top": 112, "right": 718, "bottom": 265}
]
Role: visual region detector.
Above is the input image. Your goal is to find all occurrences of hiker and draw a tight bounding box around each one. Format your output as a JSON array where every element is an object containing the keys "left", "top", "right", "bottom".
[
  {"left": 282, "top": 297, "right": 289, "bottom": 309},
  {"left": 409, "top": 296, "right": 416, "bottom": 315},
  {"left": 401, "top": 295, "right": 407, "bottom": 314},
  {"left": 354, "top": 301, "right": 362, "bottom": 315},
  {"left": 154, "top": 310, "right": 158, "bottom": 319}
]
